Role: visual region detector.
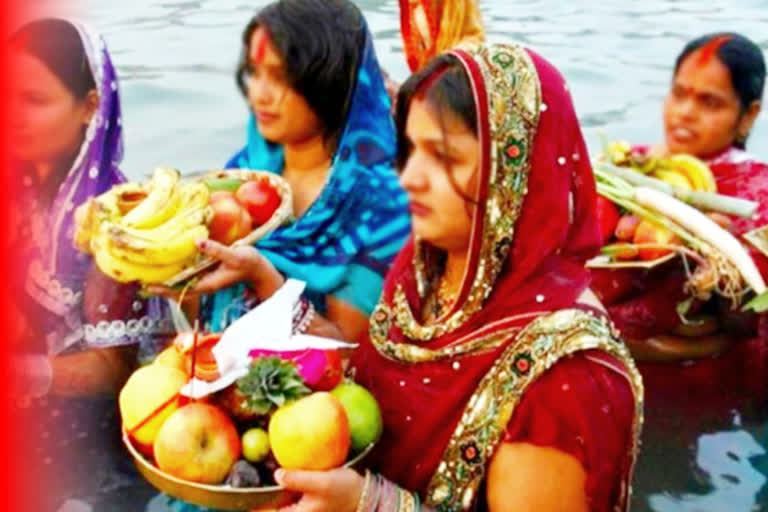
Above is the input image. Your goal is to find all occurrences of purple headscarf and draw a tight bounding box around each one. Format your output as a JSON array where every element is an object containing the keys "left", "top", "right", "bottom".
[{"left": 21, "top": 21, "right": 168, "bottom": 355}]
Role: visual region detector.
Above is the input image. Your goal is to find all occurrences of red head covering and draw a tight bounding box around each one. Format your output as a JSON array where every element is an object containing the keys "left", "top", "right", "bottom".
[{"left": 353, "top": 42, "right": 603, "bottom": 495}]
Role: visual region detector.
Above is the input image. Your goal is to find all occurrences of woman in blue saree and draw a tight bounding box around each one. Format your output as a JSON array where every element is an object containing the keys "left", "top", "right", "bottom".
[
  {"left": 149, "top": 1, "right": 409, "bottom": 508},
  {"left": 153, "top": 0, "right": 410, "bottom": 345}
]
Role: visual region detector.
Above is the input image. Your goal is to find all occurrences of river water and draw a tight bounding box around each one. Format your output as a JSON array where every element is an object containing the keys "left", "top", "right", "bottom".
[{"left": 70, "top": 1, "right": 768, "bottom": 510}]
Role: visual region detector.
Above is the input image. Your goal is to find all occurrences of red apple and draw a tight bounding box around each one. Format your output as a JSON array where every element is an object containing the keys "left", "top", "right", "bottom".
[
  {"left": 595, "top": 196, "right": 620, "bottom": 244},
  {"left": 235, "top": 179, "right": 281, "bottom": 226},
  {"left": 154, "top": 403, "right": 241, "bottom": 484},
  {"left": 208, "top": 191, "right": 253, "bottom": 245},
  {"left": 633, "top": 220, "right": 679, "bottom": 261}
]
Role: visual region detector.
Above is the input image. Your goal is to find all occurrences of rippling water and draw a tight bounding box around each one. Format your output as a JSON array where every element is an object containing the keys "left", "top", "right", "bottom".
[
  {"left": 78, "top": 0, "right": 768, "bottom": 178},
  {"left": 73, "top": 1, "right": 768, "bottom": 511}
]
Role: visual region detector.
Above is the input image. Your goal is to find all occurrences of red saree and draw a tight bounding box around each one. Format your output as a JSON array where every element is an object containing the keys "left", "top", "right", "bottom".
[{"left": 352, "top": 44, "right": 642, "bottom": 511}]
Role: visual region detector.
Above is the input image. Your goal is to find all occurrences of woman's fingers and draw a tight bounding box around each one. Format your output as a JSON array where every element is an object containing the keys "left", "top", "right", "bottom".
[
  {"left": 276, "top": 469, "right": 334, "bottom": 495},
  {"left": 198, "top": 239, "right": 255, "bottom": 267}
]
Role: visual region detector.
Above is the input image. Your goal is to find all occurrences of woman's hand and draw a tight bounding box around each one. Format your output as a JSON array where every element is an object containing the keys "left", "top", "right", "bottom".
[
  {"left": 257, "top": 468, "right": 364, "bottom": 512},
  {"left": 148, "top": 240, "right": 285, "bottom": 300}
]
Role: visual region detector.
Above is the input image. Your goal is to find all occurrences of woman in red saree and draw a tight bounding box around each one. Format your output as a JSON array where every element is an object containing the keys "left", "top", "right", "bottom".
[
  {"left": 589, "top": 33, "right": 767, "bottom": 508},
  {"left": 226, "top": 42, "right": 643, "bottom": 511},
  {"left": 592, "top": 33, "right": 767, "bottom": 377}
]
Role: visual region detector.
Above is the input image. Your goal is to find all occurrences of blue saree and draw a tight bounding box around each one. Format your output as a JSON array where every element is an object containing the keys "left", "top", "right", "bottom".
[
  {"left": 202, "top": 19, "right": 410, "bottom": 332},
  {"left": 156, "top": 16, "right": 410, "bottom": 512}
]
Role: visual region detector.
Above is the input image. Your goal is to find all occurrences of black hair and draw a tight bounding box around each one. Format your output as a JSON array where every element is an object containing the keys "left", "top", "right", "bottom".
[
  {"left": 675, "top": 32, "right": 766, "bottom": 148},
  {"left": 236, "top": 0, "right": 364, "bottom": 151},
  {"left": 394, "top": 54, "right": 477, "bottom": 200},
  {"left": 10, "top": 18, "right": 95, "bottom": 100}
]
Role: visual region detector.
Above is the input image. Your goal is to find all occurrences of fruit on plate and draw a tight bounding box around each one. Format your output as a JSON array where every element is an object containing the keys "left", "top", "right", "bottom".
[
  {"left": 655, "top": 154, "right": 717, "bottom": 192},
  {"left": 154, "top": 403, "right": 241, "bottom": 485},
  {"left": 119, "top": 364, "right": 188, "bottom": 454},
  {"left": 269, "top": 392, "right": 350, "bottom": 470},
  {"left": 604, "top": 140, "right": 717, "bottom": 192},
  {"left": 225, "top": 460, "right": 262, "bottom": 488},
  {"left": 208, "top": 191, "right": 253, "bottom": 245},
  {"left": 74, "top": 168, "right": 214, "bottom": 285},
  {"left": 153, "top": 346, "right": 189, "bottom": 375},
  {"left": 595, "top": 196, "right": 620, "bottom": 244},
  {"left": 121, "top": 168, "right": 182, "bottom": 228},
  {"left": 185, "top": 340, "right": 221, "bottom": 382},
  {"left": 614, "top": 215, "right": 641, "bottom": 242},
  {"left": 653, "top": 169, "right": 694, "bottom": 190},
  {"left": 219, "top": 357, "right": 310, "bottom": 421},
  {"left": 247, "top": 349, "right": 343, "bottom": 391},
  {"left": 633, "top": 219, "right": 680, "bottom": 261},
  {"left": 241, "top": 428, "right": 271, "bottom": 463},
  {"left": 236, "top": 179, "right": 281, "bottom": 226},
  {"left": 204, "top": 177, "right": 245, "bottom": 193},
  {"left": 331, "top": 382, "right": 383, "bottom": 453},
  {"left": 173, "top": 331, "right": 221, "bottom": 354}
]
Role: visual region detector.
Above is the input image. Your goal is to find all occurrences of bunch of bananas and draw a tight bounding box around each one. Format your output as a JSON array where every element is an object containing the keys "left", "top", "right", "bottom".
[
  {"left": 651, "top": 154, "right": 717, "bottom": 192},
  {"left": 604, "top": 140, "right": 717, "bottom": 192},
  {"left": 74, "top": 167, "right": 213, "bottom": 285}
]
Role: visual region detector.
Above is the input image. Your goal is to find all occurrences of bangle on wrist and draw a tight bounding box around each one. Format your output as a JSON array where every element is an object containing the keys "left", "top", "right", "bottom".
[
  {"left": 292, "top": 297, "right": 316, "bottom": 335},
  {"left": 356, "top": 470, "right": 378, "bottom": 512}
]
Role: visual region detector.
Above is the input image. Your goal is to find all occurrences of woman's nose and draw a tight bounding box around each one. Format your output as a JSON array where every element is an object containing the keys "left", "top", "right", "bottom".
[
  {"left": 675, "top": 96, "right": 697, "bottom": 120},
  {"left": 248, "top": 75, "right": 273, "bottom": 107},
  {"left": 399, "top": 152, "right": 429, "bottom": 192}
]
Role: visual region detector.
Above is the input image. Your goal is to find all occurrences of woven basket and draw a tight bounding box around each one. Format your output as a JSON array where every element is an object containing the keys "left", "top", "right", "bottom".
[{"left": 164, "top": 169, "right": 294, "bottom": 287}]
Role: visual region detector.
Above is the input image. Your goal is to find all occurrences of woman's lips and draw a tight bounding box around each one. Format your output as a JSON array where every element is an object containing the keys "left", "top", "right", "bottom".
[
  {"left": 408, "top": 200, "right": 432, "bottom": 217},
  {"left": 669, "top": 126, "right": 696, "bottom": 143},
  {"left": 256, "top": 111, "right": 279, "bottom": 124}
]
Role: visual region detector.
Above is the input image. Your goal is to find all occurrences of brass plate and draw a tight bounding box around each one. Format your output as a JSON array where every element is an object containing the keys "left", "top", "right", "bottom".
[{"left": 124, "top": 429, "right": 375, "bottom": 511}]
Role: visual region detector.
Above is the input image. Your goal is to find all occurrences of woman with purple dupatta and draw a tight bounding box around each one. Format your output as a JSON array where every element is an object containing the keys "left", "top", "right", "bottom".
[{"left": 9, "top": 19, "right": 167, "bottom": 510}]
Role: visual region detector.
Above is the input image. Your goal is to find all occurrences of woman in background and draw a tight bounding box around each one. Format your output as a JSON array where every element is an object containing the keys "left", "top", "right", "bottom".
[
  {"left": 591, "top": 32, "right": 768, "bottom": 509},
  {"left": 165, "top": 0, "right": 412, "bottom": 346},
  {"left": 9, "top": 18, "right": 165, "bottom": 510}
]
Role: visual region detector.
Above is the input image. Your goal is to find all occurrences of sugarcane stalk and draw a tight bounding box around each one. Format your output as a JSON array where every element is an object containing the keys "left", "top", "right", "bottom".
[{"left": 595, "top": 163, "right": 757, "bottom": 218}]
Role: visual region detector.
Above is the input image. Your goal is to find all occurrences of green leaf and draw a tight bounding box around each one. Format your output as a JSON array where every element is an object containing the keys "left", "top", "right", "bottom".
[
  {"left": 742, "top": 290, "right": 768, "bottom": 313},
  {"left": 235, "top": 356, "right": 310, "bottom": 416}
]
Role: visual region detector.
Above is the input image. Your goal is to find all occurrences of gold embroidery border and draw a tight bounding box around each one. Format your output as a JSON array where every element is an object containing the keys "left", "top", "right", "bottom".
[{"left": 424, "top": 309, "right": 644, "bottom": 512}]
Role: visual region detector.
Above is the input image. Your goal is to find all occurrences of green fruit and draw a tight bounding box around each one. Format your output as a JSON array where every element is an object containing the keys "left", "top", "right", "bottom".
[
  {"left": 204, "top": 177, "right": 244, "bottom": 193},
  {"left": 330, "top": 382, "right": 382, "bottom": 452},
  {"left": 241, "top": 428, "right": 270, "bottom": 463}
]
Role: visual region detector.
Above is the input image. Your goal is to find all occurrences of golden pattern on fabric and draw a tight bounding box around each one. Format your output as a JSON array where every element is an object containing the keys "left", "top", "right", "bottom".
[
  {"left": 386, "top": 43, "right": 542, "bottom": 345},
  {"left": 369, "top": 301, "right": 521, "bottom": 362},
  {"left": 423, "top": 309, "right": 644, "bottom": 512}
]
